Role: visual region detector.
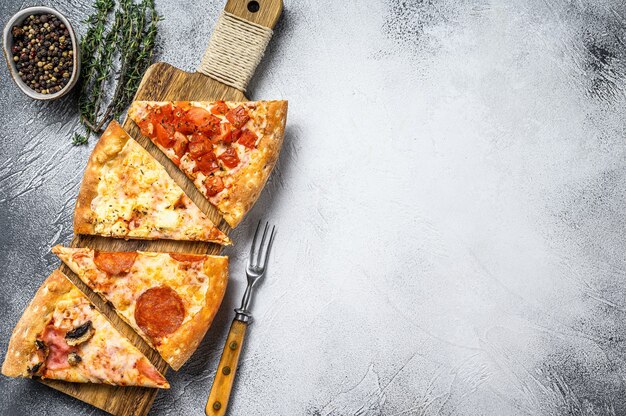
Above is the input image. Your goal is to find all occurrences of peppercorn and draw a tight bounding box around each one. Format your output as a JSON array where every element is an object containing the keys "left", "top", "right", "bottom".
[{"left": 9, "top": 13, "right": 73, "bottom": 95}]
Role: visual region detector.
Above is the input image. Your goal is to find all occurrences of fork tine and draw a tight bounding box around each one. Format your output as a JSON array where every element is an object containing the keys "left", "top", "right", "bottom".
[
  {"left": 256, "top": 222, "right": 270, "bottom": 267},
  {"left": 260, "top": 226, "right": 276, "bottom": 271},
  {"left": 249, "top": 221, "right": 261, "bottom": 268}
]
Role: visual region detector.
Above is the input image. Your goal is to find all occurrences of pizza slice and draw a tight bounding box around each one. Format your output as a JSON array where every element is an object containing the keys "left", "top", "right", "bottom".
[
  {"left": 128, "top": 100, "right": 287, "bottom": 228},
  {"left": 74, "top": 120, "right": 230, "bottom": 245},
  {"left": 52, "top": 245, "right": 228, "bottom": 370},
  {"left": 1, "top": 270, "right": 169, "bottom": 388}
]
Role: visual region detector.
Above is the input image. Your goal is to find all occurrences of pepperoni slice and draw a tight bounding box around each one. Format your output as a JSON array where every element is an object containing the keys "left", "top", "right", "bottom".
[
  {"left": 205, "top": 175, "right": 225, "bottom": 196},
  {"left": 135, "top": 286, "right": 185, "bottom": 339},
  {"left": 218, "top": 147, "right": 240, "bottom": 169},
  {"left": 225, "top": 105, "right": 250, "bottom": 128},
  {"left": 211, "top": 101, "right": 229, "bottom": 115},
  {"left": 93, "top": 251, "right": 138, "bottom": 275},
  {"left": 169, "top": 253, "right": 205, "bottom": 263},
  {"left": 238, "top": 129, "right": 258, "bottom": 149}
]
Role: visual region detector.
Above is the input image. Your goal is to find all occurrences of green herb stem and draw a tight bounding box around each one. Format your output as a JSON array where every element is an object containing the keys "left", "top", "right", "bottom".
[{"left": 75, "top": 0, "right": 160, "bottom": 144}]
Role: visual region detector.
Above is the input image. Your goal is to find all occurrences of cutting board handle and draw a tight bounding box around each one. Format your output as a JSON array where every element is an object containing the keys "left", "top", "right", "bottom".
[
  {"left": 224, "top": 0, "right": 283, "bottom": 28},
  {"left": 197, "top": 0, "right": 284, "bottom": 92}
]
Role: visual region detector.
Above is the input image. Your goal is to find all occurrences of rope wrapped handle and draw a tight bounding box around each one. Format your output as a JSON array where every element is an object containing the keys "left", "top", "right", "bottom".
[{"left": 198, "top": 11, "right": 273, "bottom": 92}]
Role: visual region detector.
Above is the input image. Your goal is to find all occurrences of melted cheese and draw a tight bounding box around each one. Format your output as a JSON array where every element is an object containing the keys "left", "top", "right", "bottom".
[
  {"left": 90, "top": 139, "right": 213, "bottom": 240},
  {"left": 35, "top": 290, "right": 163, "bottom": 387}
]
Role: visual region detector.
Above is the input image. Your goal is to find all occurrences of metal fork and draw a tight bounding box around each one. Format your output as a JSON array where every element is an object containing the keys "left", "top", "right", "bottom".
[{"left": 206, "top": 221, "right": 276, "bottom": 416}]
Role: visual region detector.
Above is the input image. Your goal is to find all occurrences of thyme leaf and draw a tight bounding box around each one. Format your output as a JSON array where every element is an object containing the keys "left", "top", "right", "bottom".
[{"left": 72, "top": 133, "right": 88, "bottom": 146}]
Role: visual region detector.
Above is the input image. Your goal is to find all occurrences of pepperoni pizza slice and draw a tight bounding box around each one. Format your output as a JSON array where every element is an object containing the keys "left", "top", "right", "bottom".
[
  {"left": 53, "top": 245, "right": 228, "bottom": 370},
  {"left": 1, "top": 270, "right": 169, "bottom": 388},
  {"left": 74, "top": 120, "right": 230, "bottom": 244},
  {"left": 128, "top": 100, "right": 287, "bottom": 228}
]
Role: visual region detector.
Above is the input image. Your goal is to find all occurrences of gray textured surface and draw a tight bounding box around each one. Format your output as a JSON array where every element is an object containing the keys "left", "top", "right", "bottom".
[{"left": 1, "top": 0, "right": 626, "bottom": 415}]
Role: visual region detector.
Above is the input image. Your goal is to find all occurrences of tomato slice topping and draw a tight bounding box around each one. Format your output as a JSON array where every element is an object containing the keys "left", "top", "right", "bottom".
[
  {"left": 154, "top": 123, "right": 176, "bottom": 148},
  {"left": 211, "top": 101, "right": 229, "bottom": 115},
  {"left": 188, "top": 139, "right": 213, "bottom": 158},
  {"left": 152, "top": 103, "right": 175, "bottom": 125},
  {"left": 218, "top": 147, "right": 240, "bottom": 169},
  {"left": 205, "top": 175, "right": 225, "bottom": 196},
  {"left": 172, "top": 132, "right": 189, "bottom": 158},
  {"left": 238, "top": 129, "right": 258, "bottom": 149},
  {"left": 225, "top": 105, "right": 250, "bottom": 128},
  {"left": 175, "top": 115, "right": 196, "bottom": 135},
  {"left": 138, "top": 119, "right": 153, "bottom": 138},
  {"left": 190, "top": 131, "right": 210, "bottom": 143},
  {"left": 186, "top": 107, "right": 221, "bottom": 136},
  {"left": 212, "top": 124, "right": 238, "bottom": 144},
  {"left": 193, "top": 153, "right": 220, "bottom": 175},
  {"left": 225, "top": 128, "right": 242, "bottom": 144},
  {"left": 218, "top": 129, "right": 233, "bottom": 144},
  {"left": 232, "top": 128, "right": 243, "bottom": 142}
]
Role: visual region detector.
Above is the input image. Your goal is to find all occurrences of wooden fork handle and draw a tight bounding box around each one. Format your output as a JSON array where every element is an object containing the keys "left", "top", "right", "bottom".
[{"left": 205, "top": 319, "right": 248, "bottom": 416}]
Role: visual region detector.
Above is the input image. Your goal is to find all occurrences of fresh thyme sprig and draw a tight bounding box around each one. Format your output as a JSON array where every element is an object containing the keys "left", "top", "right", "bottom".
[
  {"left": 72, "top": 133, "right": 88, "bottom": 146},
  {"left": 73, "top": 0, "right": 160, "bottom": 145}
]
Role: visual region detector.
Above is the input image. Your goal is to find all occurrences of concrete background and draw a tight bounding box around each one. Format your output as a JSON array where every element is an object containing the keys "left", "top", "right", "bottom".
[{"left": 2, "top": 0, "right": 626, "bottom": 414}]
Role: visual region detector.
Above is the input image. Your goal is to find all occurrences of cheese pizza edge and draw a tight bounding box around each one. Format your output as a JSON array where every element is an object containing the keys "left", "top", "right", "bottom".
[
  {"left": 2, "top": 270, "right": 70, "bottom": 377},
  {"left": 217, "top": 100, "right": 287, "bottom": 227},
  {"left": 163, "top": 255, "right": 228, "bottom": 370},
  {"left": 74, "top": 120, "right": 129, "bottom": 235}
]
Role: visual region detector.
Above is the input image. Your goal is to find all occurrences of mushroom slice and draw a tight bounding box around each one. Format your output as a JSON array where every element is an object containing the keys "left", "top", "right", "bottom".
[
  {"left": 67, "top": 352, "right": 82, "bottom": 366},
  {"left": 28, "top": 362, "right": 44, "bottom": 376},
  {"left": 28, "top": 339, "right": 49, "bottom": 376},
  {"left": 65, "top": 321, "right": 95, "bottom": 346}
]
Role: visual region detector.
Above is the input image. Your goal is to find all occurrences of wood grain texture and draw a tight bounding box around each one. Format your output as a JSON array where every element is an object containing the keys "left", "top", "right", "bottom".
[
  {"left": 40, "top": 0, "right": 283, "bottom": 414},
  {"left": 205, "top": 319, "right": 247, "bottom": 416}
]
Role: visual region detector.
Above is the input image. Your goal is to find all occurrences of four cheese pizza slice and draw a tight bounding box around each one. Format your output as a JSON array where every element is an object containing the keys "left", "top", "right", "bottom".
[
  {"left": 53, "top": 245, "right": 228, "bottom": 370},
  {"left": 74, "top": 120, "right": 230, "bottom": 245},
  {"left": 1, "top": 270, "right": 169, "bottom": 388},
  {"left": 128, "top": 100, "right": 287, "bottom": 228}
]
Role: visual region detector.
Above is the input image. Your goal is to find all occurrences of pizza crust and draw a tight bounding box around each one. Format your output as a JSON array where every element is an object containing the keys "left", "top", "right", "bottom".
[
  {"left": 161, "top": 256, "right": 228, "bottom": 370},
  {"left": 217, "top": 100, "right": 287, "bottom": 227},
  {"left": 74, "top": 121, "right": 129, "bottom": 235},
  {"left": 2, "top": 270, "right": 71, "bottom": 377}
]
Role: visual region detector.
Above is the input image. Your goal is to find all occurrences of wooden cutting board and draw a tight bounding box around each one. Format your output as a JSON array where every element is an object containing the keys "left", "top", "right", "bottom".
[{"left": 40, "top": 0, "right": 283, "bottom": 414}]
